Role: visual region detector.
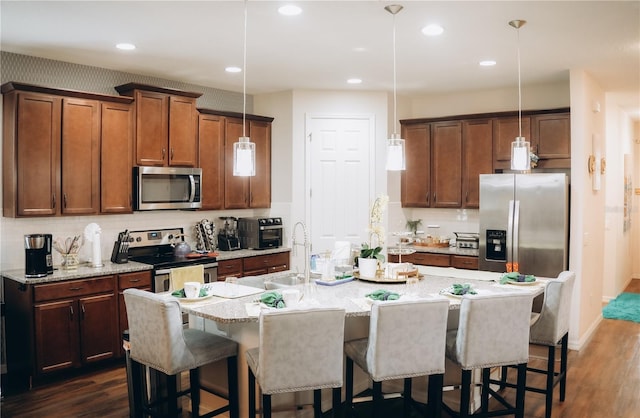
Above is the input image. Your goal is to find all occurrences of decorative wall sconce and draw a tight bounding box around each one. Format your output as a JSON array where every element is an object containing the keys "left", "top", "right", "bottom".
[{"left": 589, "top": 134, "right": 603, "bottom": 191}]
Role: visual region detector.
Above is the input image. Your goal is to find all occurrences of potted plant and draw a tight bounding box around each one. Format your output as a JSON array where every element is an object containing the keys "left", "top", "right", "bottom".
[
  {"left": 406, "top": 219, "right": 422, "bottom": 237},
  {"left": 357, "top": 243, "right": 384, "bottom": 278}
]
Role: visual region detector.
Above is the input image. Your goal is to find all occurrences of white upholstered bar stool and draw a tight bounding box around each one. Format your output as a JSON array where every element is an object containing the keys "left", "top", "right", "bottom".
[
  {"left": 246, "top": 307, "right": 346, "bottom": 418},
  {"left": 123, "top": 288, "right": 239, "bottom": 418},
  {"left": 442, "top": 293, "right": 534, "bottom": 418},
  {"left": 499, "top": 271, "right": 576, "bottom": 418},
  {"left": 344, "top": 298, "right": 450, "bottom": 418}
]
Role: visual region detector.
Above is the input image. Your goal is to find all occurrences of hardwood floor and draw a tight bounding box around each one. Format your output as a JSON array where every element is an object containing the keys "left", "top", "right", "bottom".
[{"left": 2, "top": 279, "right": 639, "bottom": 418}]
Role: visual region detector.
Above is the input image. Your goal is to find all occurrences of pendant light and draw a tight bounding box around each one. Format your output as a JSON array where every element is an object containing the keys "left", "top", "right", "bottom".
[
  {"left": 385, "top": 4, "right": 406, "bottom": 171},
  {"left": 233, "top": 0, "right": 256, "bottom": 176},
  {"left": 509, "top": 19, "right": 531, "bottom": 173}
]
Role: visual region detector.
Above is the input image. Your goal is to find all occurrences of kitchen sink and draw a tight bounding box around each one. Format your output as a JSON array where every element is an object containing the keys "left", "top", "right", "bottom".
[{"left": 236, "top": 272, "right": 314, "bottom": 290}]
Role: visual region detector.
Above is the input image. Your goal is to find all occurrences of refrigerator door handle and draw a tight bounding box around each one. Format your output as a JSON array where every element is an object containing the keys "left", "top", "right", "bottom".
[
  {"left": 507, "top": 200, "right": 515, "bottom": 267},
  {"left": 512, "top": 200, "right": 521, "bottom": 267}
]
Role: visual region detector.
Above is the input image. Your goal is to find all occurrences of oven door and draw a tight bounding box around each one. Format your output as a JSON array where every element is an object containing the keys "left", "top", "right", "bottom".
[
  {"left": 153, "top": 262, "right": 218, "bottom": 293},
  {"left": 259, "top": 226, "right": 283, "bottom": 249}
]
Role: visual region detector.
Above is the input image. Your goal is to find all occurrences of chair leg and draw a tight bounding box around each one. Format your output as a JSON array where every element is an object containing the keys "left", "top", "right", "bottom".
[
  {"left": 227, "top": 356, "right": 239, "bottom": 418},
  {"left": 248, "top": 367, "right": 256, "bottom": 418},
  {"left": 167, "top": 374, "right": 179, "bottom": 417},
  {"left": 515, "top": 363, "right": 527, "bottom": 418},
  {"left": 314, "top": 389, "right": 322, "bottom": 418},
  {"left": 345, "top": 357, "right": 354, "bottom": 414},
  {"left": 545, "top": 344, "right": 556, "bottom": 418},
  {"left": 559, "top": 332, "right": 569, "bottom": 402},
  {"left": 332, "top": 387, "right": 342, "bottom": 418},
  {"left": 499, "top": 366, "right": 508, "bottom": 390},
  {"left": 403, "top": 378, "right": 412, "bottom": 418},
  {"left": 263, "top": 394, "right": 272, "bottom": 418},
  {"left": 189, "top": 368, "right": 201, "bottom": 418},
  {"left": 372, "top": 381, "right": 383, "bottom": 418},
  {"left": 481, "top": 368, "right": 490, "bottom": 414},
  {"left": 460, "top": 369, "right": 472, "bottom": 418},
  {"left": 130, "top": 360, "right": 145, "bottom": 418},
  {"left": 427, "top": 374, "right": 443, "bottom": 418}
]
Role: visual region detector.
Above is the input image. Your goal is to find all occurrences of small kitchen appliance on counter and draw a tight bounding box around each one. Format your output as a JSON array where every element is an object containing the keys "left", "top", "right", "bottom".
[
  {"left": 25, "top": 234, "right": 50, "bottom": 278},
  {"left": 454, "top": 232, "right": 480, "bottom": 249},
  {"left": 218, "top": 217, "right": 240, "bottom": 251},
  {"left": 238, "top": 217, "right": 283, "bottom": 250}
]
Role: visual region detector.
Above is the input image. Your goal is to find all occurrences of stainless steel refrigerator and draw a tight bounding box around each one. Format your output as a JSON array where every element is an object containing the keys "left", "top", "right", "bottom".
[{"left": 479, "top": 173, "right": 569, "bottom": 278}]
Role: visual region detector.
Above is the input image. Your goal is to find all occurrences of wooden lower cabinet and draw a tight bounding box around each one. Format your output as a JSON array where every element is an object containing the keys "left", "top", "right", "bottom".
[
  {"left": 388, "top": 252, "right": 478, "bottom": 270},
  {"left": 218, "top": 251, "right": 291, "bottom": 280},
  {"left": 217, "top": 258, "right": 244, "bottom": 281},
  {"left": 117, "top": 271, "right": 152, "bottom": 356}
]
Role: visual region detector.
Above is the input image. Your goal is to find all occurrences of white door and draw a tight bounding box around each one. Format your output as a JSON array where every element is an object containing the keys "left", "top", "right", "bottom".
[{"left": 306, "top": 114, "right": 374, "bottom": 256}]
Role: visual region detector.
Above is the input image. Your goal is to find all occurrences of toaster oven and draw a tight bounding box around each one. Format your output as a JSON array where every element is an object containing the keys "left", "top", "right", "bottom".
[{"left": 238, "top": 217, "right": 283, "bottom": 250}]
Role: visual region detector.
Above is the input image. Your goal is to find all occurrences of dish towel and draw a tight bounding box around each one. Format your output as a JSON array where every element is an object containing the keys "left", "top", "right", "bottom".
[
  {"left": 499, "top": 272, "right": 536, "bottom": 284},
  {"left": 450, "top": 283, "right": 477, "bottom": 295},
  {"left": 366, "top": 289, "right": 400, "bottom": 301},
  {"left": 169, "top": 264, "right": 204, "bottom": 292},
  {"left": 171, "top": 288, "right": 208, "bottom": 298},
  {"left": 261, "top": 291, "right": 285, "bottom": 308}
]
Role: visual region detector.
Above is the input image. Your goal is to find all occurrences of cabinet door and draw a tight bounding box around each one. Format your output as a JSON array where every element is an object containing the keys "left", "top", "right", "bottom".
[
  {"left": 224, "top": 118, "right": 250, "bottom": 209},
  {"left": 217, "top": 258, "right": 244, "bottom": 281},
  {"left": 198, "top": 114, "right": 225, "bottom": 210},
  {"left": 532, "top": 113, "right": 570, "bottom": 162},
  {"left": 462, "top": 119, "right": 493, "bottom": 208},
  {"left": 450, "top": 255, "right": 478, "bottom": 270},
  {"left": 34, "top": 299, "right": 80, "bottom": 373},
  {"left": 410, "top": 252, "right": 450, "bottom": 267},
  {"left": 15, "top": 93, "right": 61, "bottom": 216},
  {"left": 101, "top": 102, "right": 133, "bottom": 213},
  {"left": 401, "top": 123, "right": 431, "bottom": 207},
  {"left": 431, "top": 121, "right": 462, "bottom": 208},
  {"left": 168, "top": 95, "right": 198, "bottom": 167},
  {"left": 493, "top": 116, "right": 531, "bottom": 163},
  {"left": 61, "top": 98, "right": 100, "bottom": 215},
  {"left": 134, "top": 90, "right": 168, "bottom": 166},
  {"left": 79, "top": 293, "right": 118, "bottom": 364},
  {"left": 249, "top": 120, "right": 272, "bottom": 208}
]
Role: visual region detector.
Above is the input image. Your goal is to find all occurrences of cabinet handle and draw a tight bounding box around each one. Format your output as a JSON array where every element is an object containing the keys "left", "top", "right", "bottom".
[
  {"left": 80, "top": 303, "right": 85, "bottom": 320},
  {"left": 162, "top": 148, "right": 166, "bottom": 160},
  {"left": 69, "top": 287, "right": 83, "bottom": 291},
  {"left": 69, "top": 305, "right": 74, "bottom": 320},
  {"left": 63, "top": 193, "right": 67, "bottom": 208},
  {"left": 426, "top": 193, "right": 429, "bottom": 205},
  {"left": 128, "top": 279, "right": 141, "bottom": 283},
  {"left": 52, "top": 193, "right": 56, "bottom": 209},
  {"left": 170, "top": 148, "right": 174, "bottom": 161}
]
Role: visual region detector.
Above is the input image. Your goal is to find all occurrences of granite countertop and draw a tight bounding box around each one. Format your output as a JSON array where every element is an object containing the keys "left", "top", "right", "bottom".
[
  {"left": 1, "top": 261, "right": 154, "bottom": 284},
  {"left": 216, "top": 247, "right": 291, "bottom": 261}
]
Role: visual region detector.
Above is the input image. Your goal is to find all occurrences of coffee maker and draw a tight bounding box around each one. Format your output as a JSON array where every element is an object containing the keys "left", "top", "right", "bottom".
[
  {"left": 25, "top": 234, "right": 51, "bottom": 278},
  {"left": 217, "top": 217, "right": 240, "bottom": 251}
]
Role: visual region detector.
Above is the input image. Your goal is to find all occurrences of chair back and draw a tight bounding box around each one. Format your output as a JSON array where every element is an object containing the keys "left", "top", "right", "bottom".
[
  {"left": 123, "top": 288, "right": 194, "bottom": 375},
  {"left": 454, "top": 293, "right": 533, "bottom": 369},
  {"left": 530, "top": 271, "right": 576, "bottom": 345},
  {"left": 257, "top": 307, "right": 345, "bottom": 394},
  {"left": 169, "top": 264, "right": 204, "bottom": 292},
  {"left": 367, "top": 298, "right": 449, "bottom": 381}
]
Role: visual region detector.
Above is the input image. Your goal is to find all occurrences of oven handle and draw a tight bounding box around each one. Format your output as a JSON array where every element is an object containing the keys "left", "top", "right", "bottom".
[
  {"left": 155, "top": 262, "right": 218, "bottom": 277},
  {"left": 259, "top": 225, "right": 283, "bottom": 231}
]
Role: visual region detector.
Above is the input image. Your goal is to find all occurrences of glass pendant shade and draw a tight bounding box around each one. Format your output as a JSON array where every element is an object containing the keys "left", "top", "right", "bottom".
[
  {"left": 510, "top": 136, "right": 531, "bottom": 172},
  {"left": 385, "top": 133, "right": 406, "bottom": 171},
  {"left": 233, "top": 136, "right": 255, "bottom": 176}
]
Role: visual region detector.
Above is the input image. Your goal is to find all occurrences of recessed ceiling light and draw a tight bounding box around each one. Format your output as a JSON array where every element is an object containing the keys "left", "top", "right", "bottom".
[
  {"left": 278, "top": 5, "right": 302, "bottom": 16},
  {"left": 116, "top": 43, "right": 136, "bottom": 50},
  {"left": 347, "top": 78, "right": 362, "bottom": 84},
  {"left": 225, "top": 66, "right": 242, "bottom": 73},
  {"left": 421, "top": 24, "right": 444, "bottom": 36},
  {"left": 479, "top": 60, "right": 497, "bottom": 66}
]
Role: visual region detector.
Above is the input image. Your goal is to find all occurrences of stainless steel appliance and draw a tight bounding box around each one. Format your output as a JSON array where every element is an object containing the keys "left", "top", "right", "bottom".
[
  {"left": 218, "top": 217, "right": 240, "bottom": 251},
  {"left": 133, "top": 166, "right": 202, "bottom": 211},
  {"left": 126, "top": 228, "right": 217, "bottom": 292},
  {"left": 24, "top": 234, "right": 50, "bottom": 278},
  {"left": 479, "top": 173, "right": 569, "bottom": 277},
  {"left": 238, "top": 217, "right": 283, "bottom": 250},
  {"left": 454, "top": 232, "right": 479, "bottom": 249}
]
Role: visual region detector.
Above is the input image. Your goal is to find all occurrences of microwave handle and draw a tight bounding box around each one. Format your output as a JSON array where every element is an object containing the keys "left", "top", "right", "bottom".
[{"left": 189, "top": 175, "right": 196, "bottom": 202}]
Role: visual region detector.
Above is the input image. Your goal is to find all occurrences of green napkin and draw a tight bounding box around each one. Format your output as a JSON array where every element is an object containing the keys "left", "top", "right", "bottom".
[
  {"left": 172, "top": 288, "right": 208, "bottom": 298},
  {"left": 499, "top": 272, "right": 536, "bottom": 284},
  {"left": 366, "top": 289, "right": 400, "bottom": 301},
  {"left": 261, "top": 291, "right": 285, "bottom": 308},
  {"left": 450, "top": 283, "right": 477, "bottom": 295}
]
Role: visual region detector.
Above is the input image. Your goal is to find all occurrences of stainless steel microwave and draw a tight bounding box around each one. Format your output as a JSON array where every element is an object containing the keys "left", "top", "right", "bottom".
[{"left": 133, "top": 166, "right": 202, "bottom": 211}]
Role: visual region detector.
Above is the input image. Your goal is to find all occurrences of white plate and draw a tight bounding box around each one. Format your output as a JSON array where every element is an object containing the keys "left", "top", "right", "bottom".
[
  {"left": 440, "top": 290, "right": 464, "bottom": 299},
  {"left": 174, "top": 293, "right": 215, "bottom": 302},
  {"left": 503, "top": 280, "right": 538, "bottom": 286}
]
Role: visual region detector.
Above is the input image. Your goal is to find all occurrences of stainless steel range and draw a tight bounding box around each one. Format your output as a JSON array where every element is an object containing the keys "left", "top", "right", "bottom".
[{"left": 127, "top": 228, "right": 218, "bottom": 292}]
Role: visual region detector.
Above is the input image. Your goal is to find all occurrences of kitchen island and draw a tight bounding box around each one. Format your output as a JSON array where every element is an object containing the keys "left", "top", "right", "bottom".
[{"left": 178, "top": 266, "right": 546, "bottom": 417}]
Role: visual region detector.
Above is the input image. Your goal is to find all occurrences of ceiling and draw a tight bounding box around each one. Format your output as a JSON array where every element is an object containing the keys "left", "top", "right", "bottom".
[{"left": 2, "top": 1, "right": 639, "bottom": 117}]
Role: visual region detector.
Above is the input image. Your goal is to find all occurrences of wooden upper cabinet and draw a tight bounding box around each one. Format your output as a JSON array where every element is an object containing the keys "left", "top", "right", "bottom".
[
  {"left": 198, "top": 113, "right": 225, "bottom": 210},
  {"left": 401, "top": 123, "right": 431, "bottom": 207},
  {"left": 431, "top": 121, "right": 462, "bottom": 208},
  {"left": 101, "top": 102, "right": 134, "bottom": 213},
  {"left": 249, "top": 119, "right": 272, "bottom": 208},
  {"left": 115, "top": 83, "right": 202, "bottom": 168},
  {"left": 532, "top": 112, "right": 571, "bottom": 167},
  {"left": 493, "top": 116, "right": 532, "bottom": 164},
  {"left": 61, "top": 98, "right": 100, "bottom": 215},
  {"left": 462, "top": 119, "right": 493, "bottom": 208}
]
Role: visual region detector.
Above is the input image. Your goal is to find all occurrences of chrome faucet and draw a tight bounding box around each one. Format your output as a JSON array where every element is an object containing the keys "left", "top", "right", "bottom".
[{"left": 292, "top": 221, "right": 310, "bottom": 286}]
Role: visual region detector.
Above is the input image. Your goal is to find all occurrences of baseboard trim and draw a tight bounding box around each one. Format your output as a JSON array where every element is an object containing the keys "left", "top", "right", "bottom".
[{"left": 569, "top": 314, "right": 602, "bottom": 351}]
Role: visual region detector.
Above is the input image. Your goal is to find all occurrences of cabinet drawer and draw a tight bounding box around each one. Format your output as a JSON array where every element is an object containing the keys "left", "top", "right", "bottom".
[
  {"left": 118, "top": 271, "right": 152, "bottom": 290},
  {"left": 243, "top": 252, "right": 289, "bottom": 271},
  {"left": 410, "top": 253, "right": 450, "bottom": 267},
  {"left": 34, "top": 276, "right": 116, "bottom": 302},
  {"left": 218, "top": 259, "right": 243, "bottom": 274},
  {"left": 450, "top": 255, "right": 478, "bottom": 270}
]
